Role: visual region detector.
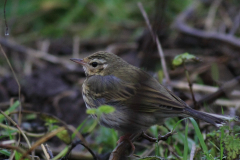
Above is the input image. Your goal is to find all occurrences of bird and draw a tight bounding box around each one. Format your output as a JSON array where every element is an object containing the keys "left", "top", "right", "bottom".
[{"left": 70, "top": 51, "right": 229, "bottom": 151}]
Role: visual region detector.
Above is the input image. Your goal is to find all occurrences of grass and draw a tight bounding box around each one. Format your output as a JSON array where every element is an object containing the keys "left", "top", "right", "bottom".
[
  {"left": 0, "top": 93, "right": 238, "bottom": 159},
  {"left": 183, "top": 119, "right": 189, "bottom": 160}
]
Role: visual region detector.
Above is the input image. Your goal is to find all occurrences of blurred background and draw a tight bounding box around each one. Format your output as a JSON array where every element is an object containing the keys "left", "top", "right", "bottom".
[{"left": 0, "top": 0, "right": 240, "bottom": 159}]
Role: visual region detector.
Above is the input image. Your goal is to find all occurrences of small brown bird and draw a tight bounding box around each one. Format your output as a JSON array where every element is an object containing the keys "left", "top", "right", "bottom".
[{"left": 71, "top": 51, "right": 228, "bottom": 147}]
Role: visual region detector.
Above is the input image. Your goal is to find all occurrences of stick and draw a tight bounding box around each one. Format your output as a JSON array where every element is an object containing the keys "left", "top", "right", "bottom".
[
  {"left": 138, "top": 2, "right": 170, "bottom": 84},
  {"left": 174, "top": 2, "right": 240, "bottom": 49}
]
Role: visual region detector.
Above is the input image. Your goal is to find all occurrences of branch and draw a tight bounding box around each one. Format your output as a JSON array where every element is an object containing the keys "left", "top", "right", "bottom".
[
  {"left": 0, "top": 37, "right": 75, "bottom": 70},
  {"left": 191, "top": 75, "right": 240, "bottom": 108},
  {"left": 141, "top": 131, "right": 173, "bottom": 142},
  {"left": 62, "top": 140, "right": 97, "bottom": 160},
  {"left": 138, "top": 2, "right": 170, "bottom": 84},
  {"left": 174, "top": 2, "right": 240, "bottom": 49}
]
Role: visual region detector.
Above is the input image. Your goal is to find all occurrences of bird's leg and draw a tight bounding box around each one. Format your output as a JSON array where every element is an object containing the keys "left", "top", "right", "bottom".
[
  {"left": 141, "top": 131, "right": 174, "bottom": 142},
  {"left": 117, "top": 133, "right": 135, "bottom": 154}
]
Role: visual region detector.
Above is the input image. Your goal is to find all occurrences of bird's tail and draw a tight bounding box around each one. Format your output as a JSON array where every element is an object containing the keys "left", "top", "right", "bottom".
[{"left": 184, "top": 107, "right": 234, "bottom": 127}]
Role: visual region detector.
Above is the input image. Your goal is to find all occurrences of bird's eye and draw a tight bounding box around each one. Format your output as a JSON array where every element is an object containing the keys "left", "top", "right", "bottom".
[{"left": 91, "top": 62, "right": 98, "bottom": 67}]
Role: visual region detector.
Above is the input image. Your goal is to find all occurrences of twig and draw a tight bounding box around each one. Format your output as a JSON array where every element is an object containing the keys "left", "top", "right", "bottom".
[
  {"left": 0, "top": 110, "right": 31, "bottom": 149},
  {"left": 194, "top": 75, "right": 240, "bottom": 107},
  {"left": 140, "top": 139, "right": 162, "bottom": 157},
  {"left": 19, "top": 127, "right": 65, "bottom": 160},
  {"left": 183, "top": 63, "right": 197, "bottom": 109},
  {"left": 0, "top": 45, "right": 22, "bottom": 116},
  {"left": 62, "top": 140, "right": 97, "bottom": 160},
  {"left": 162, "top": 141, "right": 181, "bottom": 160},
  {"left": 41, "top": 144, "right": 50, "bottom": 160},
  {"left": 0, "top": 38, "right": 75, "bottom": 70},
  {"left": 0, "top": 44, "right": 24, "bottom": 157},
  {"left": 138, "top": 2, "right": 170, "bottom": 85},
  {"left": 4, "top": 0, "right": 9, "bottom": 36},
  {"left": 137, "top": 2, "right": 155, "bottom": 42},
  {"left": 1, "top": 107, "right": 34, "bottom": 160},
  {"left": 174, "top": 2, "right": 240, "bottom": 49},
  {"left": 141, "top": 131, "right": 173, "bottom": 142},
  {"left": 0, "top": 144, "right": 31, "bottom": 160},
  {"left": 205, "top": 0, "right": 222, "bottom": 31},
  {"left": 20, "top": 142, "right": 94, "bottom": 160},
  {"left": 45, "top": 144, "right": 54, "bottom": 159},
  {"left": 0, "top": 122, "right": 45, "bottom": 137},
  {"left": 190, "top": 143, "right": 196, "bottom": 160},
  {"left": 156, "top": 38, "right": 170, "bottom": 84},
  {"left": 10, "top": 110, "right": 73, "bottom": 138},
  {"left": 214, "top": 99, "right": 240, "bottom": 107},
  {"left": 229, "top": 11, "right": 240, "bottom": 35},
  {"left": 170, "top": 81, "right": 240, "bottom": 98}
]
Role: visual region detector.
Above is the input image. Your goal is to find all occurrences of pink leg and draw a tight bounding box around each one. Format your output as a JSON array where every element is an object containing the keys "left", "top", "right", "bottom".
[{"left": 117, "top": 133, "right": 135, "bottom": 155}]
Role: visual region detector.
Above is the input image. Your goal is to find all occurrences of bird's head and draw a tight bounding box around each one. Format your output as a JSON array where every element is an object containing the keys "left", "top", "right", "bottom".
[{"left": 70, "top": 51, "right": 126, "bottom": 76}]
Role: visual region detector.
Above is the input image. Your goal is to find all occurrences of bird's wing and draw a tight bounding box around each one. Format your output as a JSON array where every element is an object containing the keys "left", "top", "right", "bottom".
[{"left": 85, "top": 72, "right": 187, "bottom": 113}]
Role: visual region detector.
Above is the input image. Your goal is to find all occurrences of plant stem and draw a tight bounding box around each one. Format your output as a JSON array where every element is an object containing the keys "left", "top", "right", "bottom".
[{"left": 183, "top": 62, "right": 198, "bottom": 109}]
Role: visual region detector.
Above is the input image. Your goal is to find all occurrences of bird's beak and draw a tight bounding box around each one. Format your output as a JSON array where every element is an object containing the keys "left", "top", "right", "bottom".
[{"left": 70, "top": 58, "right": 87, "bottom": 65}]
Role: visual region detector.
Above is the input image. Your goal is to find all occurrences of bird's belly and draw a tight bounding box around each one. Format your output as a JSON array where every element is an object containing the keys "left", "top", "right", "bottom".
[{"left": 100, "top": 109, "right": 160, "bottom": 133}]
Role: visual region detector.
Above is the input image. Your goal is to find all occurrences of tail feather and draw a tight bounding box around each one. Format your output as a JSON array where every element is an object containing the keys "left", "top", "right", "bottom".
[{"left": 184, "top": 107, "right": 233, "bottom": 127}]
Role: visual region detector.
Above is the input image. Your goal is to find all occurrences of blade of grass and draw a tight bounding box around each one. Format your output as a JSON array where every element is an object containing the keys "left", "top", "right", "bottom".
[
  {"left": 0, "top": 149, "right": 11, "bottom": 156},
  {"left": 150, "top": 125, "right": 160, "bottom": 156},
  {"left": 71, "top": 118, "right": 88, "bottom": 139},
  {"left": 51, "top": 147, "right": 69, "bottom": 160},
  {"left": 19, "top": 127, "right": 65, "bottom": 160},
  {"left": 208, "top": 140, "right": 220, "bottom": 151},
  {"left": 189, "top": 118, "right": 209, "bottom": 159},
  {"left": 220, "top": 127, "right": 224, "bottom": 160},
  {"left": 111, "top": 129, "right": 117, "bottom": 149},
  {"left": 220, "top": 106, "right": 224, "bottom": 160},
  {"left": 174, "top": 144, "right": 182, "bottom": 156},
  {"left": 172, "top": 117, "right": 188, "bottom": 131},
  {"left": 183, "top": 119, "right": 189, "bottom": 160},
  {"left": 0, "top": 101, "right": 20, "bottom": 122}
]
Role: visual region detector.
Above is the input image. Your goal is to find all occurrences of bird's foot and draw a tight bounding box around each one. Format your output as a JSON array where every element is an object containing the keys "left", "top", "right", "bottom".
[{"left": 117, "top": 133, "right": 135, "bottom": 155}]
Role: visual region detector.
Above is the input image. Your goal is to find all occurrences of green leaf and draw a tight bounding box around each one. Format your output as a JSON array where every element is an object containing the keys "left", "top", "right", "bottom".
[
  {"left": 52, "top": 125, "right": 71, "bottom": 144},
  {"left": 25, "top": 114, "right": 37, "bottom": 120},
  {"left": 56, "top": 129, "right": 71, "bottom": 144},
  {"left": 172, "top": 53, "right": 198, "bottom": 66},
  {"left": 39, "top": 114, "right": 60, "bottom": 123},
  {"left": 0, "top": 101, "right": 20, "bottom": 122},
  {"left": 0, "top": 149, "right": 11, "bottom": 156},
  {"left": 172, "top": 55, "right": 183, "bottom": 66},
  {"left": 98, "top": 105, "right": 115, "bottom": 114},
  {"left": 181, "top": 52, "right": 196, "bottom": 60},
  {"left": 86, "top": 108, "right": 97, "bottom": 114}
]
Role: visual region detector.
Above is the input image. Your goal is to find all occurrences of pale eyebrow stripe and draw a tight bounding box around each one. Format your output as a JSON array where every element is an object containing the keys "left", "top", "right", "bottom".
[{"left": 90, "top": 59, "right": 106, "bottom": 63}]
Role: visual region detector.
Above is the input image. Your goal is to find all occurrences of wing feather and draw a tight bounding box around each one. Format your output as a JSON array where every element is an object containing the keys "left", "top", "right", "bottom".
[{"left": 84, "top": 72, "right": 186, "bottom": 113}]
